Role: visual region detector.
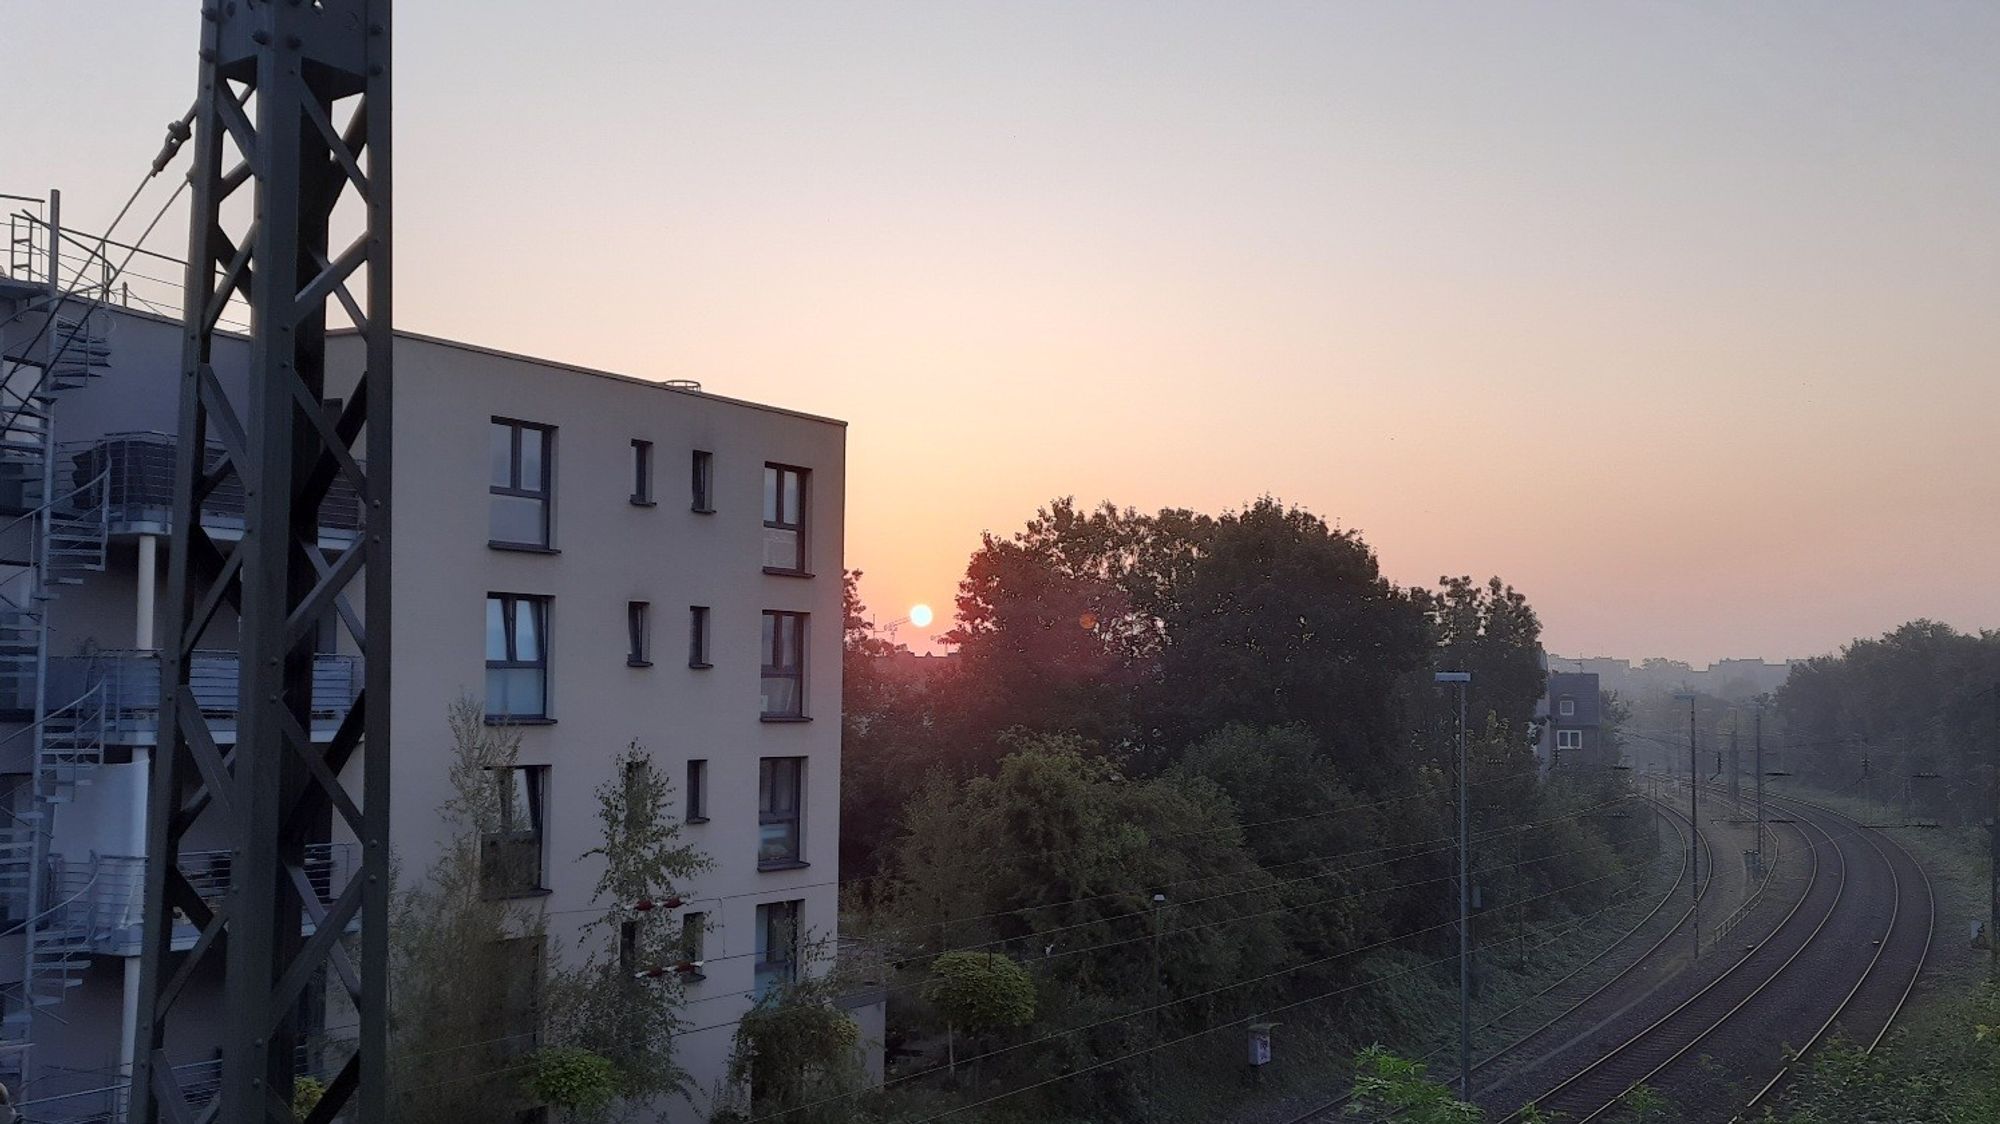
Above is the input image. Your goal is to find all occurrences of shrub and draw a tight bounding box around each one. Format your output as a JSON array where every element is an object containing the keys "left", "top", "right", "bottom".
[{"left": 527, "top": 1046, "right": 618, "bottom": 1120}]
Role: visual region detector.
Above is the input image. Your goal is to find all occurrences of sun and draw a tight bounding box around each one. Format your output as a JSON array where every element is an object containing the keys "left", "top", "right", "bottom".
[{"left": 908, "top": 603, "right": 934, "bottom": 628}]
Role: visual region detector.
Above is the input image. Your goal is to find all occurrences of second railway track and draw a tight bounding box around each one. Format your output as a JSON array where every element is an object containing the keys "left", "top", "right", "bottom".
[{"left": 1493, "top": 785, "right": 1932, "bottom": 1123}]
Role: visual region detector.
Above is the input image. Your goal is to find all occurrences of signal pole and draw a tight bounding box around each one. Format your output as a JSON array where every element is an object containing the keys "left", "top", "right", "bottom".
[
  {"left": 1436, "top": 671, "right": 1473, "bottom": 1101},
  {"left": 1754, "top": 701, "right": 1765, "bottom": 865},
  {"left": 1675, "top": 692, "right": 1699, "bottom": 960}
]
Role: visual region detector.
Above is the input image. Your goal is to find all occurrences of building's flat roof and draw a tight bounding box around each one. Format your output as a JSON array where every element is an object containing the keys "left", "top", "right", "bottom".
[
  {"left": 23, "top": 299, "right": 846, "bottom": 429},
  {"left": 364, "top": 328, "right": 846, "bottom": 429}
]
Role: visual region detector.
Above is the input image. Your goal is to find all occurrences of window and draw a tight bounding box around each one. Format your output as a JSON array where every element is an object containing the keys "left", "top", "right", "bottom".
[
  {"left": 692, "top": 449, "right": 714, "bottom": 513},
  {"left": 754, "top": 900, "right": 800, "bottom": 1000},
  {"left": 682, "top": 910, "right": 707, "bottom": 978},
  {"left": 490, "top": 934, "right": 546, "bottom": 1058},
  {"left": 759, "top": 757, "right": 804, "bottom": 867},
  {"left": 628, "top": 601, "right": 652, "bottom": 666},
  {"left": 489, "top": 419, "right": 554, "bottom": 548},
  {"left": 760, "top": 611, "right": 806, "bottom": 718},
  {"left": 1558, "top": 697, "right": 1576, "bottom": 717},
  {"left": 480, "top": 766, "right": 546, "bottom": 897},
  {"left": 689, "top": 605, "right": 712, "bottom": 668},
  {"left": 761, "top": 464, "right": 808, "bottom": 572},
  {"left": 1556, "top": 729, "right": 1584, "bottom": 752},
  {"left": 619, "top": 920, "right": 639, "bottom": 975},
  {"left": 485, "top": 594, "right": 550, "bottom": 720},
  {"left": 631, "top": 440, "right": 654, "bottom": 505},
  {"left": 686, "top": 758, "right": 708, "bottom": 823}
]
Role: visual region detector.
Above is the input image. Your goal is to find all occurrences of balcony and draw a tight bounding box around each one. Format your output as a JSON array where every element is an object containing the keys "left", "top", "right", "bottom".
[
  {"left": 46, "top": 650, "right": 361, "bottom": 745},
  {"left": 61, "top": 431, "right": 362, "bottom": 543},
  {"left": 47, "top": 843, "right": 356, "bottom": 956}
]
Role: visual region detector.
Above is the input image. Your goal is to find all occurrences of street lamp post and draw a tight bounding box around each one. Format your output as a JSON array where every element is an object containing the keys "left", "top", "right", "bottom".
[{"left": 1436, "top": 671, "right": 1473, "bottom": 1101}]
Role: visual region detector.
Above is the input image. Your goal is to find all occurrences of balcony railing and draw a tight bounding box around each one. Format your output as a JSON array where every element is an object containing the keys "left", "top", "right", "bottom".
[
  {"left": 60, "top": 431, "right": 362, "bottom": 537},
  {"left": 48, "top": 843, "right": 356, "bottom": 953},
  {"left": 47, "top": 649, "right": 361, "bottom": 742}
]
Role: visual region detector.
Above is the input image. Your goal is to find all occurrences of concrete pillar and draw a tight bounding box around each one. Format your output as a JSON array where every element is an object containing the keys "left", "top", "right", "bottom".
[
  {"left": 119, "top": 952, "right": 141, "bottom": 1088},
  {"left": 135, "top": 534, "right": 157, "bottom": 650}
]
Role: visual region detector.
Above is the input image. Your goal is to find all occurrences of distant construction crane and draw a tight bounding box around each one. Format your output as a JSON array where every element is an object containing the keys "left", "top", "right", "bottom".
[{"left": 130, "top": 2, "right": 392, "bottom": 1122}]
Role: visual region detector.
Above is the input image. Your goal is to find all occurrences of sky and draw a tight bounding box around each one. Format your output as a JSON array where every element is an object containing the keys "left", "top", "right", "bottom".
[{"left": 9, "top": 2, "right": 1999, "bottom": 664}]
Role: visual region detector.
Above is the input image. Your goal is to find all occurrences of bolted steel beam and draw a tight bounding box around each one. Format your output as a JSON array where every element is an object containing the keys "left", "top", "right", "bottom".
[{"left": 132, "top": 2, "right": 391, "bottom": 1122}]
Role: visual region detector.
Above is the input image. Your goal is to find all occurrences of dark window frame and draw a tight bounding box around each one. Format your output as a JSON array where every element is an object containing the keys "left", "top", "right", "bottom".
[
  {"left": 485, "top": 593, "right": 551, "bottom": 721},
  {"left": 480, "top": 764, "right": 548, "bottom": 899},
  {"left": 758, "top": 756, "right": 805, "bottom": 869},
  {"left": 489, "top": 417, "right": 556, "bottom": 549},
  {"left": 692, "top": 449, "right": 715, "bottom": 513},
  {"left": 618, "top": 919, "right": 639, "bottom": 975},
  {"left": 754, "top": 899, "right": 801, "bottom": 1000},
  {"left": 682, "top": 910, "right": 708, "bottom": 979},
  {"left": 630, "top": 439, "right": 655, "bottom": 506},
  {"left": 686, "top": 758, "right": 708, "bottom": 823},
  {"left": 689, "top": 605, "right": 712, "bottom": 669},
  {"left": 761, "top": 463, "right": 809, "bottom": 574},
  {"left": 628, "top": 601, "right": 652, "bottom": 667},
  {"left": 760, "top": 611, "right": 807, "bottom": 719}
]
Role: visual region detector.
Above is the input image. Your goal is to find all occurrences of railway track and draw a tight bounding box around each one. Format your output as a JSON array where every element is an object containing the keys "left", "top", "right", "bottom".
[
  {"left": 1495, "top": 785, "right": 1932, "bottom": 1123},
  {"left": 1733, "top": 792, "right": 1934, "bottom": 1117},
  {"left": 1277, "top": 796, "right": 1716, "bottom": 1124}
]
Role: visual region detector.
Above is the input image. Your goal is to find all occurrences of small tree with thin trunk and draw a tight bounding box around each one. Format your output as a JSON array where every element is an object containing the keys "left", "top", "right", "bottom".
[
  {"left": 920, "top": 950, "right": 1035, "bottom": 1078},
  {"left": 545, "top": 741, "right": 712, "bottom": 1114},
  {"left": 388, "top": 696, "right": 549, "bottom": 1122}
]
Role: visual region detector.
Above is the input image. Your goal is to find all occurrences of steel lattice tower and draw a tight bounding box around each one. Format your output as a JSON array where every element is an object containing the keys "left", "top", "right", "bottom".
[{"left": 131, "top": 2, "right": 391, "bottom": 1121}]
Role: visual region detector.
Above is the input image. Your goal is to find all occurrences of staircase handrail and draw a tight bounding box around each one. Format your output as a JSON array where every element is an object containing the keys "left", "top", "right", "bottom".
[
  {"left": 0, "top": 850, "right": 101, "bottom": 941},
  {"left": 0, "top": 295, "right": 108, "bottom": 441},
  {"left": 0, "top": 462, "right": 110, "bottom": 541},
  {"left": 0, "top": 680, "right": 102, "bottom": 748}
]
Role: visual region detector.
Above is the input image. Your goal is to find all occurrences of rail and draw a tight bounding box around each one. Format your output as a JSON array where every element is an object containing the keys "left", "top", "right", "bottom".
[
  {"left": 1495, "top": 791, "right": 1841, "bottom": 1124},
  {"left": 60, "top": 432, "right": 364, "bottom": 536},
  {"left": 46, "top": 649, "right": 361, "bottom": 735},
  {"left": 1282, "top": 794, "right": 1715, "bottom": 1123},
  {"left": 1731, "top": 791, "right": 1936, "bottom": 1117}
]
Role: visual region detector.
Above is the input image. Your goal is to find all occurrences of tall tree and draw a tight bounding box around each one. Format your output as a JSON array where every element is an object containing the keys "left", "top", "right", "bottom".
[
  {"left": 1420, "top": 574, "right": 1546, "bottom": 734},
  {"left": 1147, "top": 498, "right": 1430, "bottom": 782}
]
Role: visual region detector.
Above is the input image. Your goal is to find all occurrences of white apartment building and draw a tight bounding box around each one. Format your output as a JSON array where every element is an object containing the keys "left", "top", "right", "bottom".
[{"left": 0, "top": 198, "right": 859, "bottom": 1122}]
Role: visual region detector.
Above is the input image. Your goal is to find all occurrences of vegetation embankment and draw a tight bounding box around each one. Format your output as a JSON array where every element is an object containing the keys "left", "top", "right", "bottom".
[{"left": 833, "top": 497, "right": 1652, "bottom": 1123}]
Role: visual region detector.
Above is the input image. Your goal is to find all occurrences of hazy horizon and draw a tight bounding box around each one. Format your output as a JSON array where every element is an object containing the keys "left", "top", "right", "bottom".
[{"left": 10, "top": 1, "right": 1997, "bottom": 666}]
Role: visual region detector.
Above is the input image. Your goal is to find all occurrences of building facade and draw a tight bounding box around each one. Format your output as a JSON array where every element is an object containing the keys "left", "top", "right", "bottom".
[
  {"left": 1537, "top": 670, "right": 1604, "bottom": 773},
  {"left": 0, "top": 200, "right": 849, "bottom": 1121}
]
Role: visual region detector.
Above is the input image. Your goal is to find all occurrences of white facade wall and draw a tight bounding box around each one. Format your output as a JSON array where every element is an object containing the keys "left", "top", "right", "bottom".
[
  {"left": 5, "top": 305, "right": 846, "bottom": 1122},
  {"left": 340, "top": 332, "right": 847, "bottom": 1122}
]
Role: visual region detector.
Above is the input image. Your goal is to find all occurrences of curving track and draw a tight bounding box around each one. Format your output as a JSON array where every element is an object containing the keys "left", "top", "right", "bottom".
[
  {"left": 1278, "top": 797, "right": 1716, "bottom": 1124},
  {"left": 1491, "top": 785, "right": 1933, "bottom": 1124}
]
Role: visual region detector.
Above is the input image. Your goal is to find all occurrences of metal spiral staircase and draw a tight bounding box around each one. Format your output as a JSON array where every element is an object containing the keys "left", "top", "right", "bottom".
[{"left": 0, "top": 297, "right": 114, "bottom": 1086}]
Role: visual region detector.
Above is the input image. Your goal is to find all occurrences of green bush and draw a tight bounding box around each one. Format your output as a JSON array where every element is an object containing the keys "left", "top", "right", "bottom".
[
  {"left": 292, "top": 1076, "right": 326, "bottom": 1119},
  {"left": 526, "top": 1046, "right": 618, "bottom": 1119},
  {"left": 921, "top": 950, "right": 1036, "bottom": 1033}
]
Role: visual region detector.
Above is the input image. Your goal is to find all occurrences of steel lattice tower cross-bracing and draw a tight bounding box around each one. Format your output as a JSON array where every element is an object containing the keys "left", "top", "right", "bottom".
[{"left": 131, "top": 2, "right": 392, "bottom": 1122}]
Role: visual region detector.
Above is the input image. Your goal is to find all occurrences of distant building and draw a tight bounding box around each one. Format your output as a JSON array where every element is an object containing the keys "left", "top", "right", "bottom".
[
  {"left": 1537, "top": 671, "right": 1604, "bottom": 773},
  {"left": 877, "top": 648, "right": 958, "bottom": 683},
  {"left": 1548, "top": 654, "right": 1798, "bottom": 701}
]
